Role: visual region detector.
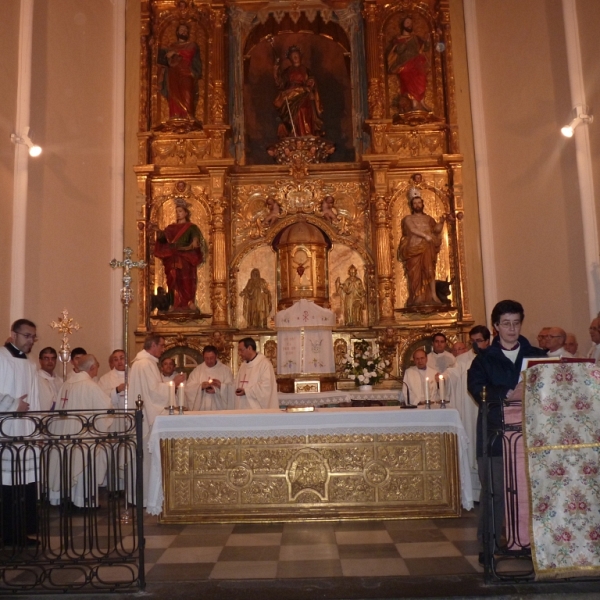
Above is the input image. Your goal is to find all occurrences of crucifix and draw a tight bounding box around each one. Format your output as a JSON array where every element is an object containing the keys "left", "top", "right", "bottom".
[
  {"left": 49, "top": 308, "right": 81, "bottom": 381},
  {"left": 239, "top": 375, "right": 249, "bottom": 389},
  {"left": 110, "top": 247, "right": 147, "bottom": 411}
]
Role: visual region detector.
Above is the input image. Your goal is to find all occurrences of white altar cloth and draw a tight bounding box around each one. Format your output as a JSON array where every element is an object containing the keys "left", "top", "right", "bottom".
[{"left": 147, "top": 407, "right": 473, "bottom": 516}]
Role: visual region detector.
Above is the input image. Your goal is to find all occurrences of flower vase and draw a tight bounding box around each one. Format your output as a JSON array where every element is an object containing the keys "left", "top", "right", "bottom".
[{"left": 359, "top": 385, "right": 373, "bottom": 391}]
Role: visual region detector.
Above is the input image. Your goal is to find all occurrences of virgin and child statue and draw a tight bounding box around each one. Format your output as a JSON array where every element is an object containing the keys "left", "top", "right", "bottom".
[
  {"left": 154, "top": 198, "right": 207, "bottom": 312},
  {"left": 273, "top": 46, "right": 324, "bottom": 138}
]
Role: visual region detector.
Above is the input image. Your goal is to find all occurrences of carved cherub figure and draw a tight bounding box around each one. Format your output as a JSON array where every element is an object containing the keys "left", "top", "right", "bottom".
[
  {"left": 321, "top": 195, "right": 339, "bottom": 224},
  {"left": 263, "top": 198, "right": 281, "bottom": 227}
]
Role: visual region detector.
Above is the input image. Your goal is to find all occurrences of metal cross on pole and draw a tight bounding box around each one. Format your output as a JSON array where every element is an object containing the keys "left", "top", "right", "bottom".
[
  {"left": 49, "top": 309, "right": 81, "bottom": 381},
  {"left": 109, "top": 247, "right": 147, "bottom": 410}
]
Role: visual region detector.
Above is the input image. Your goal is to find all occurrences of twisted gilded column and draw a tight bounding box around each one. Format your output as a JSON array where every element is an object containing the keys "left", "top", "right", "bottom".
[
  {"left": 373, "top": 194, "right": 395, "bottom": 323},
  {"left": 210, "top": 195, "right": 228, "bottom": 326}
]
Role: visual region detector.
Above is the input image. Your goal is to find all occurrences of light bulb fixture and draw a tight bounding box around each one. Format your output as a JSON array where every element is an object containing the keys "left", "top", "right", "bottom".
[
  {"left": 561, "top": 105, "right": 593, "bottom": 138},
  {"left": 10, "top": 126, "right": 42, "bottom": 157}
]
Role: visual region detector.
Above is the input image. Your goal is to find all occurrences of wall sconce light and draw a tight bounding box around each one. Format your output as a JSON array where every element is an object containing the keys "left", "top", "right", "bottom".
[
  {"left": 10, "top": 126, "right": 42, "bottom": 157},
  {"left": 561, "top": 105, "right": 593, "bottom": 138}
]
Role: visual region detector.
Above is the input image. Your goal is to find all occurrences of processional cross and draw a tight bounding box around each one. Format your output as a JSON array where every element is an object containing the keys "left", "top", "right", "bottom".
[
  {"left": 110, "top": 247, "right": 147, "bottom": 410},
  {"left": 49, "top": 308, "right": 81, "bottom": 381}
]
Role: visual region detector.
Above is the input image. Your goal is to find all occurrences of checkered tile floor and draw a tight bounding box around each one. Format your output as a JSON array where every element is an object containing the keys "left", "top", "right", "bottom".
[{"left": 142, "top": 509, "right": 483, "bottom": 581}]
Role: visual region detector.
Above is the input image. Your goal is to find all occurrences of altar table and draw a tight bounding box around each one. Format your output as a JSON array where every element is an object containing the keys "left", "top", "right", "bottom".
[{"left": 147, "top": 407, "right": 473, "bottom": 523}]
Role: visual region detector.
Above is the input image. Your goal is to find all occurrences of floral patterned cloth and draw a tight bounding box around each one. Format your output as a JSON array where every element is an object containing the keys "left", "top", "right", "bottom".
[{"left": 524, "top": 363, "right": 600, "bottom": 579}]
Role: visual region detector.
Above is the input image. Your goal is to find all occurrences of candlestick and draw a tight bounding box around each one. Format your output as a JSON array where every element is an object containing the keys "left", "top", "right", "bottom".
[
  {"left": 439, "top": 375, "right": 446, "bottom": 408},
  {"left": 178, "top": 382, "right": 185, "bottom": 408},
  {"left": 425, "top": 377, "right": 430, "bottom": 409},
  {"left": 168, "top": 381, "right": 175, "bottom": 407}
]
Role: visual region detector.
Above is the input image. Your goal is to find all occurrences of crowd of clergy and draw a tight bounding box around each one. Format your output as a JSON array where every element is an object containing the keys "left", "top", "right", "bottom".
[{"left": 1, "top": 308, "right": 598, "bottom": 549}]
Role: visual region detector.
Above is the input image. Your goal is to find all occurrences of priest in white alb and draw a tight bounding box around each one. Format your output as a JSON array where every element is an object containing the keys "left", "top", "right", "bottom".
[
  {"left": 98, "top": 349, "right": 126, "bottom": 410},
  {"left": 48, "top": 355, "right": 113, "bottom": 508},
  {"left": 402, "top": 348, "right": 439, "bottom": 405},
  {"left": 234, "top": 337, "right": 279, "bottom": 409},
  {"left": 37, "top": 346, "right": 62, "bottom": 411},
  {"left": 1, "top": 319, "right": 40, "bottom": 547},
  {"left": 186, "top": 345, "right": 234, "bottom": 410},
  {"left": 129, "top": 334, "right": 186, "bottom": 505}
]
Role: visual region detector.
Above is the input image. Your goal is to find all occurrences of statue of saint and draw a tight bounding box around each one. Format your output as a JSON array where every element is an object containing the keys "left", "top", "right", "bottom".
[
  {"left": 335, "top": 265, "right": 366, "bottom": 326},
  {"left": 321, "top": 195, "right": 339, "bottom": 224},
  {"left": 397, "top": 188, "right": 449, "bottom": 307},
  {"left": 154, "top": 199, "right": 206, "bottom": 311},
  {"left": 273, "top": 46, "right": 324, "bottom": 138},
  {"left": 158, "top": 22, "right": 202, "bottom": 123},
  {"left": 387, "top": 16, "right": 431, "bottom": 113},
  {"left": 240, "top": 268, "right": 273, "bottom": 329}
]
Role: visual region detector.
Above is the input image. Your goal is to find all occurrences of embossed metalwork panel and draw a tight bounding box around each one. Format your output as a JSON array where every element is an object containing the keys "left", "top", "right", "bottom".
[{"left": 160, "top": 431, "right": 460, "bottom": 522}]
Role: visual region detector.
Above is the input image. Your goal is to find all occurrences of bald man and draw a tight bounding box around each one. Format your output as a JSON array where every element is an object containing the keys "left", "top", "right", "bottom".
[
  {"left": 545, "top": 327, "right": 573, "bottom": 358},
  {"left": 402, "top": 349, "right": 439, "bottom": 406}
]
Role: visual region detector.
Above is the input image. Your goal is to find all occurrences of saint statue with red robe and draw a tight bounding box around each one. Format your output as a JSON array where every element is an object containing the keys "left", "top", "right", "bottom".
[{"left": 154, "top": 200, "right": 206, "bottom": 311}]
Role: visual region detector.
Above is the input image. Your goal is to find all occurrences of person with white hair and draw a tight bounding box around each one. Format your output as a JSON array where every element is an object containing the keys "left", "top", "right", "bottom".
[
  {"left": 48, "top": 354, "right": 112, "bottom": 509},
  {"left": 545, "top": 327, "right": 574, "bottom": 358}
]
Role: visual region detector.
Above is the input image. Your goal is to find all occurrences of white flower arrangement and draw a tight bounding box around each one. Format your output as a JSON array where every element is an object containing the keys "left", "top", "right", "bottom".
[{"left": 342, "top": 339, "right": 389, "bottom": 386}]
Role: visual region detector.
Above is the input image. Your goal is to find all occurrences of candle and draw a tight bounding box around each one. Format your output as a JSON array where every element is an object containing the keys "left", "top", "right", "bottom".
[
  {"left": 208, "top": 378, "right": 213, "bottom": 385},
  {"left": 178, "top": 382, "right": 185, "bottom": 407},
  {"left": 425, "top": 377, "right": 430, "bottom": 403},
  {"left": 168, "top": 381, "right": 175, "bottom": 407},
  {"left": 439, "top": 375, "right": 445, "bottom": 403}
]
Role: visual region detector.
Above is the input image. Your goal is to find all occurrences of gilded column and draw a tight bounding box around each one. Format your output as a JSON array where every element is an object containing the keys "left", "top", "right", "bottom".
[
  {"left": 373, "top": 194, "right": 395, "bottom": 323},
  {"left": 210, "top": 6, "right": 227, "bottom": 125},
  {"left": 363, "top": 1, "right": 383, "bottom": 120},
  {"left": 210, "top": 195, "right": 229, "bottom": 327}
]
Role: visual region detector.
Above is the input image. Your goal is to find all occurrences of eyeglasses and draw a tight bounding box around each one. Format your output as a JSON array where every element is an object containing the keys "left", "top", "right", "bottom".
[
  {"left": 498, "top": 321, "right": 521, "bottom": 329},
  {"left": 547, "top": 335, "right": 563, "bottom": 339},
  {"left": 16, "top": 331, "right": 37, "bottom": 341},
  {"left": 589, "top": 327, "right": 600, "bottom": 332}
]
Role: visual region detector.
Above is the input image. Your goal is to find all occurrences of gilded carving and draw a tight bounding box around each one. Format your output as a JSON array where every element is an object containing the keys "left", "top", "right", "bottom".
[
  {"left": 192, "top": 447, "right": 237, "bottom": 472},
  {"left": 241, "top": 479, "right": 287, "bottom": 504},
  {"left": 227, "top": 464, "right": 252, "bottom": 488},
  {"left": 425, "top": 438, "right": 442, "bottom": 471},
  {"left": 241, "top": 448, "right": 293, "bottom": 473},
  {"left": 334, "top": 338, "right": 348, "bottom": 377},
  {"left": 364, "top": 461, "right": 390, "bottom": 486},
  {"left": 330, "top": 476, "right": 375, "bottom": 502},
  {"left": 368, "top": 78, "right": 385, "bottom": 120},
  {"left": 174, "top": 479, "right": 191, "bottom": 506},
  {"left": 159, "top": 431, "right": 461, "bottom": 522},
  {"left": 194, "top": 480, "right": 238, "bottom": 504},
  {"left": 427, "top": 474, "right": 444, "bottom": 502},
  {"left": 287, "top": 449, "right": 329, "bottom": 500},
  {"left": 321, "top": 447, "right": 374, "bottom": 472},
  {"left": 378, "top": 444, "right": 422, "bottom": 471},
  {"left": 380, "top": 475, "right": 424, "bottom": 502}
]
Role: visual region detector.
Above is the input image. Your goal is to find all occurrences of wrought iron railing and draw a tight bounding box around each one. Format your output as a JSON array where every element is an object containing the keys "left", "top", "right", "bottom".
[{"left": 0, "top": 406, "right": 145, "bottom": 593}]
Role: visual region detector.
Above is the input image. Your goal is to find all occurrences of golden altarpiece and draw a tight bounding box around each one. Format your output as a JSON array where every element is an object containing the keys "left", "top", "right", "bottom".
[
  {"left": 134, "top": 0, "right": 472, "bottom": 521},
  {"left": 135, "top": 0, "right": 471, "bottom": 373}
]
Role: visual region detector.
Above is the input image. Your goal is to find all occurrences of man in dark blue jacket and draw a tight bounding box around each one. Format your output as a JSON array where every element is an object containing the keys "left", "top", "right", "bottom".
[{"left": 467, "top": 300, "right": 546, "bottom": 563}]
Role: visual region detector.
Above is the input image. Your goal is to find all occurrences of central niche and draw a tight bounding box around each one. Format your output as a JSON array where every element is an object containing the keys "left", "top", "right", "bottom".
[{"left": 273, "top": 221, "right": 331, "bottom": 310}]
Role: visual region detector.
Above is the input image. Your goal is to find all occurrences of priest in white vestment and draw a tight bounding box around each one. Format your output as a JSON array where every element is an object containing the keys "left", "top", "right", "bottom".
[
  {"left": 235, "top": 338, "right": 279, "bottom": 409},
  {"left": 427, "top": 333, "right": 455, "bottom": 373},
  {"left": 98, "top": 349, "right": 126, "bottom": 410},
  {"left": 1, "top": 319, "right": 40, "bottom": 546},
  {"left": 129, "top": 335, "right": 186, "bottom": 505},
  {"left": 446, "top": 325, "right": 491, "bottom": 493},
  {"left": 186, "top": 345, "right": 234, "bottom": 411},
  {"left": 48, "top": 355, "right": 112, "bottom": 508},
  {"left": 403, "top": 349, "right": 439, "bottom": 405},
  {"left": 37, "top": 346, "right": 62, "bottom": 411},
  {"left": 160, "top": 357, "right": 178, "bottom": 382}
]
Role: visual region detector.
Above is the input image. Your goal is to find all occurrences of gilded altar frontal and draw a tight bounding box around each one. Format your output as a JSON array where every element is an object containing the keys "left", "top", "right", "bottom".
[{"left": 135, "top": 0, "right": 472, "bottom": 379}]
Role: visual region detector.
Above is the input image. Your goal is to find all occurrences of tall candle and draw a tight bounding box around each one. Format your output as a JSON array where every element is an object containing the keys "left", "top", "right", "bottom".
[
  {"left": 178, "top": 382, "right": 185, "bottom": 407},
  {"left": 425, "top": 377, "right": 430, "bottom": 403},
  {"left": 439, "top": 375, "right": 445, "bottom": 402},
  {"left": 168, "top": 381, "right": 175, "bottom": 407}
]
